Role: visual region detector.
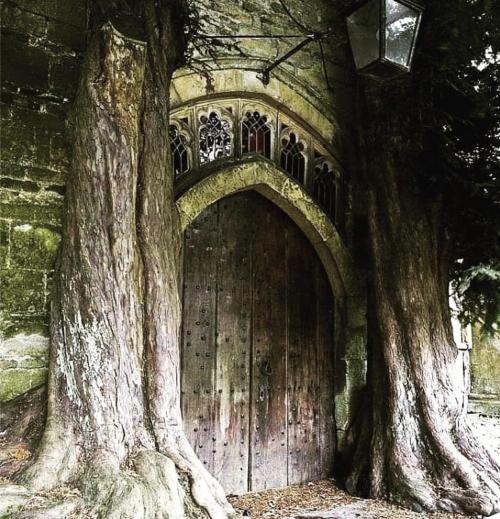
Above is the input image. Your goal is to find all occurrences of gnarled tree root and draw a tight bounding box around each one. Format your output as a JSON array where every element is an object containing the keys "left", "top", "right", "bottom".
[
  {"left": 2, "top": 447, "right": 237, "bottom": 518},
  {"left": 346, "top": 416, "right": 500, "bottom": 516}
]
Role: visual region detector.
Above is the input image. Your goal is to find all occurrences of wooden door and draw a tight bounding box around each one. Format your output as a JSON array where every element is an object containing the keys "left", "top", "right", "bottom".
[{"left": 181, "top": 191, "right": 335, "bottom": 495}]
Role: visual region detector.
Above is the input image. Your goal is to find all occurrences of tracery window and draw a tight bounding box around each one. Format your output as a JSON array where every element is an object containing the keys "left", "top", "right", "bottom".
[
  {"left": 169, "top": 98, "right": 344, "bottom": 229},
  {"left": 313, "top": 159, "right": 337, "bottom": 221},
  {"left": 199, "top": 111, "right": 232, "bottom": 165},
  {"left": 241, "top": 111, "right": 272, "bottom": 158},
  {"left": 169, "top": 124, "right": 190, "bottom": 177},
  {"left": 280, "top": 130, "right": 306, "bottom": 184}
]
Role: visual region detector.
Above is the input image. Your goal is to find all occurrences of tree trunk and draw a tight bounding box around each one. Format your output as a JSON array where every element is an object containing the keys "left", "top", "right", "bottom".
[
  {"left": 7, "top": 3, "right": 235, "bottom": 517},
  {"left": 345, "top": 86, "right": 500, "bottom": 515}
]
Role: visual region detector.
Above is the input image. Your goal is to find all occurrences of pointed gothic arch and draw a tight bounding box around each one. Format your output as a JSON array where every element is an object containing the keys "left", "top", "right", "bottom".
[
  {"left": 176, "top": 157, "right": 367, "bottom": 449},
  {"left": 176, "top": 157, "right": 351, "bottom": 300}
]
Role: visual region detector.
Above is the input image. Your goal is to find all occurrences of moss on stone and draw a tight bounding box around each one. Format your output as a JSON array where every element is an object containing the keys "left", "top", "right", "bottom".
[
  {"left": 10, "top": 224, "right": 60, "bottom": 270},
  {"left": 471, "top": 326, "right": 500, "bottom": 397},
  {"left": 0, "top": 334, "right": 49, "bottom": 401},
  {"left": 0, "top": 220, "right": 10, "bottom": 269},
  {"left": 2, "top": 316, "right": 50, "bottom": 340},
  {"left": 0, "top": 367, "right": 48, "bottom": 402},
  {"left": 0, "top": 268, "right": 46, "bottom": 315}
]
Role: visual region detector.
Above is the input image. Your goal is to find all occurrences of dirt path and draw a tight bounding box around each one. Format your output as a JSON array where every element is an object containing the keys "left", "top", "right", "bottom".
[{"left": 229, "top": 479, "right": 468, "bottom": 519}]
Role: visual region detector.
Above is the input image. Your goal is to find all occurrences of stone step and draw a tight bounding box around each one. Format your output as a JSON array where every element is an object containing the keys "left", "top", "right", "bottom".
[{"left": 295, "top": 503, "right": 375, "bottom": 519}]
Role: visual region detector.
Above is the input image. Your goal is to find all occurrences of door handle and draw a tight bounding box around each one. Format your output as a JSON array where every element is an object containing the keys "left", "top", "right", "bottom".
[{"left": 260, "top": 359, "right": 272, "bottom": 376}]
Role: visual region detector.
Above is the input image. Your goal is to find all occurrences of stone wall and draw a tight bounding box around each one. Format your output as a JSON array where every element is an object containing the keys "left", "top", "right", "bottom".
[
  {"left": 0, "top": 0, "right": 85, "bottom": 400},
  {"left": 470, "top": 327, "right": 500, "bottom": 415}
]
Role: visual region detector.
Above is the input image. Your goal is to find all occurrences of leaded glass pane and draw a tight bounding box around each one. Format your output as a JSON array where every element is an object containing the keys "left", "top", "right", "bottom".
[
  {"left": 347, "top": 0, "right": 380, "bottom": 70},
  {"left": 241, "top": 111, "right": 271, "bottom": 158},
  {"left": 384, "top": 0, "right": 419, "bottom": 67},
  {"left": 313, "top": 161, "right": 337, "bottom": 221},
  {"left": 169, "top": 125, "right": 189, "bottom": 177},
  {"left": 199, "top": 112, "right": 232, "bottom": 165},
  {"left": 280, "top": 132, "right": 305, "bottom": 184}
]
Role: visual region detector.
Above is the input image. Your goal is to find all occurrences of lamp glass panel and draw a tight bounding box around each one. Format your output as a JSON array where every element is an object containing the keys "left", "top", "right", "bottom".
[
  {"left": 385, "top": 0, "right": 419, "bottom": 67},
  {"left": 347, "top": 0, "right": 380, "bottom": 70}
]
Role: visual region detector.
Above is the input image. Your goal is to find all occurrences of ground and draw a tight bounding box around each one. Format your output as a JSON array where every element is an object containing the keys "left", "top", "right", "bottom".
[
  {"left": 230, "top": 480, "right": 469, "bottom": 519},
  {"left": 229, "top": 413, "right": 500, "bottom": 519},
  {"left": 1, "top": 409, "right": 498, "bottom": 517}
]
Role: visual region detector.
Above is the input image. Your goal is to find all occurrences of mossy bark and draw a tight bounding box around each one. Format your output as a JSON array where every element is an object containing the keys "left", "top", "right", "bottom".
[
  {"left": 7, "top": 2, "right": 235, "bottom": 517},
  {"left": 345, "top": 82, "right": 500, "bottom": 515}
]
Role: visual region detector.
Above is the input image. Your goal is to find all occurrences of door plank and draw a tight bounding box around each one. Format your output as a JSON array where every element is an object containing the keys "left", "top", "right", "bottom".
[
  {"left": 213, "top": 195, "right": 253, "bottom": 495},
  {"left": 287, "top": 226, "right": 321, "bottom": 485},
  {"left": 181, "top": 203, "right": 219, "bottom": 475},
  {"left": 316, "top": 261, "right": 336, "bottom": 477},
  {"left": 250, "top": 194, "right": 288, "bottom": 491}
]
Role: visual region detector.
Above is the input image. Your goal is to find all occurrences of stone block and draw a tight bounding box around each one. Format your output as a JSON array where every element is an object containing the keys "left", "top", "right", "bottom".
[
  {"left": 49, "top": 131, "right": 71, "bottom": 170},
  {"left": 0, "top": 367, "right": 48, "bottom": 401},
  {"left": 345, "top": 326, "right": 368, "bottom": 360},
  {"left": 1, "top": 106, "right": 52, "bottom": 168},
  {"left": 345, "top": 356, "right": 367, "bottom": 390},
  {"left": 468, "top": 396, "right": 500, "bottom": 416},
  {"left": 0, "top": 177, "right": 41, "bottom": 193},
  {"left": 0, "top": 196, "right": 63, "bottom": 227},
  {"left": 470, "top": 326, "right": 500, "bottom": 397},
  {"left": 346, "top": 294, "right": 367, "bottom": 328},
  {"left": 0, "top": 268, "right": 46, "bottom": 315},
  {"left": 14, "top": 0, "right": 86, "bottom": 29},
  {"left": 2, "top": 332, "right": 49, "bottom": 358},
  {"left": 0, "top": 333, "right": 49, "bottom": 401},
  {"left": 1, "top": 3, "right": 47, "bottom": 37},
  {"left": 49, "top": 55, "right": 81, "bottom": 99},
  {"left": 0, "top": 220, "right": 10, "bottom": 269},
  {"left": 296, "top": 503, "right": 375, "bottom": 518},
  {"left": 0, "top": 359, "right": 17, "bottom": 369},
  {"left": 1, "top": 31, "right": 50, "bottom": 92},
  {"left": 1, "top": 315, "right": 49, "bottom": 340},
  {"left": 47, "top": 19, "right": 85, "bottom": 51},
  {"left": 0, "top": 162, "right": 65, "bottom": 185},
  {"left": 10, "top": 223, "right": 60, "bottom": 270}
]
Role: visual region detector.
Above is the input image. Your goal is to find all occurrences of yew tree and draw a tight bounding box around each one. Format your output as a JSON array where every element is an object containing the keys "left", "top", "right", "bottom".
[
  {"left": 7, "top": 0, "right": 235, "bottom": 517},
  {"left": 2, "top": 0, "right": 499, "bottom": 517},
  {"left": 344, "top": 0, "right": 500, "bottom": 514}
]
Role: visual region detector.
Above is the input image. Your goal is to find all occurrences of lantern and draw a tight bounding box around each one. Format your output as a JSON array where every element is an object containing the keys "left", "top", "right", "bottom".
[{"left": 347, "top": 0, "right": 424, "bottom": 79}]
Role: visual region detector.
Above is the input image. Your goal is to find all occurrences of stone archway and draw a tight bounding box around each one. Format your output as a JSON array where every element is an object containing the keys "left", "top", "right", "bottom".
[
  {"left": 176, "top": 156, "right": 367, "bottom": 452},
  {"left": 176, "top": 157, "right": 352, "bottom": 299}
]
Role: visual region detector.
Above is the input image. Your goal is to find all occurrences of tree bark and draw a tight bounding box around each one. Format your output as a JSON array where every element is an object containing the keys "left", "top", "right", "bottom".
[
  {"left": 8, "top": 3, "right": 235, "bottom": 517},
  {"left": 345, "top": 85, "right": 500, "bottom": 515}
]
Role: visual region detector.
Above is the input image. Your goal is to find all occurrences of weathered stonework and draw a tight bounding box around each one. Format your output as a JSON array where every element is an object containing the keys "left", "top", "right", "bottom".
[
  {"left": 470, "top": 327, "right": 500, "bottom": 415},
  {"left": 0, "top": 334, "right": 49, "bottom": 401},
  {"left": 177, "top": 157, "right": 353, "bottom": 294},
  {"left": 1, "top": 0, "right": 84, "bottom": 400},
  {"left": 1, "top": 0, "right": 361, "bottom": 407}
]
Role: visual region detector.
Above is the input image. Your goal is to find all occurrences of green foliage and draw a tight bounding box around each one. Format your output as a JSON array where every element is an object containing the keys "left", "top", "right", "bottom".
[
  {"left": 183, "top": 0, "right": 247, "bottom": 81},
  {"left": 414, "top": 0, "right": 500, "bottom": 335}
]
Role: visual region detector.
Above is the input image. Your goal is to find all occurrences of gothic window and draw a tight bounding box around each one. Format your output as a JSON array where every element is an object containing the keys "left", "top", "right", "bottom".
[
  {"left": 241, "top": 111, "right": 271, "bottom": 158},
  {"left": 199, "top": 111, "right": 232, "bottom": 165},
  {"left": 169, "top": 124, "right": 190, "bottom": 177},
  {"left": 280, "top": 131, "right": 306, "bottom": 184},
  {"left": 313, "top": 160, "right": 337, "bottom": 221},
  {"left": 169, "top": 100, "right": 343, "bottom": 227}
]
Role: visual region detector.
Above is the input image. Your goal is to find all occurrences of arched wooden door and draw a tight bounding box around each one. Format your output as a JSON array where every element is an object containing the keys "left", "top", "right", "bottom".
[{"left": 181, "top": 191, "right": 335, "bottom": 495}]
